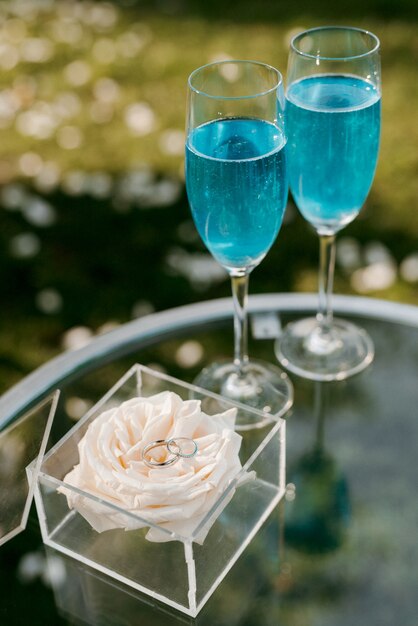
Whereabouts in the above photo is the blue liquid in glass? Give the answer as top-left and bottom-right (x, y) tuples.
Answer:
(286, 74), (381, 233)
(185, 118), (288, 271)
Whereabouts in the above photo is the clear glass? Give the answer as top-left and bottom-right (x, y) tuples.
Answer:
(46, 508), (281, 625)
(0, 392), (59, 546)
(185, 60), (293, 420)
(35, 364), (286, 617)
(276, 27), (381, 381)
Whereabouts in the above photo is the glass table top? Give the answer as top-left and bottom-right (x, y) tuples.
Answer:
(1, 293), (417, 625)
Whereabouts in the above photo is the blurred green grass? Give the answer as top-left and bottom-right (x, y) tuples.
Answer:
(0, 0), (417, 393)
(0, 2), (417, 619)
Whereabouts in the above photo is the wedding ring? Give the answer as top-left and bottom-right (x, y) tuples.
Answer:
(141, 437), (199, 468)
(167, 437), (198, 459)
(141, 439), (179, 468)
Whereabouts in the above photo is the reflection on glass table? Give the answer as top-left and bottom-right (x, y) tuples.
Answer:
(46, 508), (282, 626)
(285, 382), (351, 555)
(0, 294), (418, 626)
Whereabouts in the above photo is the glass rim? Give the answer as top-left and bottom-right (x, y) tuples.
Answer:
(188, 59), (283, 100)
(290, 26), (380, 61)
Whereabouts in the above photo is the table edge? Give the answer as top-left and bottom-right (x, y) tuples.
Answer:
(1, 293), (417, 424)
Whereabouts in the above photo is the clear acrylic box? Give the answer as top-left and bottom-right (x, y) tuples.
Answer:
(46, 505), (281, 626)
(0, 392), (59, 547)
(32, 364), (286, 617)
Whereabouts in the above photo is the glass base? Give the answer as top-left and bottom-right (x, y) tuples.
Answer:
(192, 359), (293, 429)
(275, 317), (374, 382)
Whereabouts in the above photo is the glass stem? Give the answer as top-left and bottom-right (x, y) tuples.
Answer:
(317, 233), (336, 335)
(230, 272), (250, 376)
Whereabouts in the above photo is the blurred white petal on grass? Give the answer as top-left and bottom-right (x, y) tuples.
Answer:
(34, 161), (61, 193)
(92, 37), (117, 64)
(400, 254), (418, 283)
(64, 60), (92, 86)
(88, 3), (119, 31)
(16, 108), (58, 139)
(50, 18), (84, 45)
(56, 125), (83, 150)
(0, 160), (15, 184)
(36, 288), (63, 314)
(9, 0), (44, 20)
(89, 101), (114, 124)
(97, 321), (121, 336)
(165, 248), (227, 290)
(70, 1), (90, 22)
(137, 179), (181, 208)
(113, 170), (148, 208)
(93, 77), (120, 103)
(209, 52), (233, 63)
(143, 363), (168, 389)
(62, 326), (93, 351)
(116, 168), (154, 202)
(3, 17), (27, 43)
(0, 42), (20, 70)
(62, 170), (88, 195)
(147, 178), (181, 207)
(177, 220), (200, 244)
(175, 340), (204, 368)
(20, 38), (54, 63)
(131, 299), (155, 319)
(124, 102), (156, 136)
(284, 27), (307, 48)
(13, 75), (37, 107)
(159, 129), (185, 156)
(114, 170), (181, 208)
(364, 241), (394, 265)
(0, 183), (28, 210)
(117, 29), (150, 57)
(17, 552), (44, 585)
(85, 171), (113, 199)
(337, 237), (362, 271)
(351, 261), (397, 293)
(0, 90), (20, 126)
(220, 63), (240, 82)
(42, 555), (67, 588)
(65, 397), (93, 421)
(19, 152), (43, 177)
(22, 196), (56, 227)
(53, 91), (82, 119)
(10, 232), (41, 259)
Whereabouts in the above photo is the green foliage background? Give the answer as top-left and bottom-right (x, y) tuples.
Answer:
(0, 0), (415, 394)
(0, 2), (417, 624)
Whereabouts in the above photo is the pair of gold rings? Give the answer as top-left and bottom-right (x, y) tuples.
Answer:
(141, 437), (198, 468)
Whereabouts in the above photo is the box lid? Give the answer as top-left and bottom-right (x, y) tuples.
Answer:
(0, 391), (59, 546)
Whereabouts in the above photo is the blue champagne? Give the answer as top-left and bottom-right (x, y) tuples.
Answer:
(185, 118), (287, 271)
(286, 74), (381, 233)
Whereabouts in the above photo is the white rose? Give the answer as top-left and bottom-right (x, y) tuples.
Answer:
(60, 391), (253, 543)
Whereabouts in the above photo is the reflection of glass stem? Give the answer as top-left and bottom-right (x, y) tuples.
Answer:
(230, 272), (250, 376)
(313, 381), (328, 454)
(285, 380), (350, 554)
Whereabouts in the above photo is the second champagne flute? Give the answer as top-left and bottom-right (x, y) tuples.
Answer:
(185, 60), (293, 426)
(276, 27), (381, 381)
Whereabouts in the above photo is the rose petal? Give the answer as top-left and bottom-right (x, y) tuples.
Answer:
(60, 390), (253, 542)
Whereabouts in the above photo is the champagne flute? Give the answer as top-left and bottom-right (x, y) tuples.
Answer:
(185, 60), (293, 426)
(276, 27), (381, 381)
